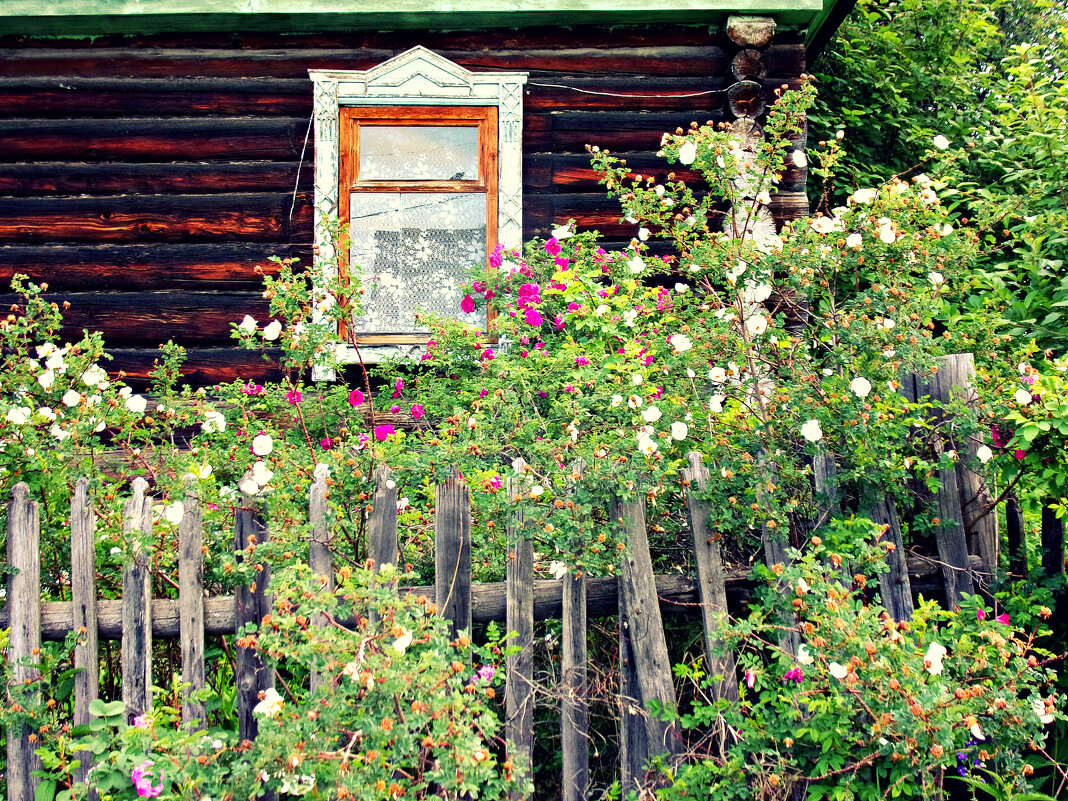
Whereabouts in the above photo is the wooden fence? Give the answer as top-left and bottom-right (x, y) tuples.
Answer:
(7, 354), (1055, 801)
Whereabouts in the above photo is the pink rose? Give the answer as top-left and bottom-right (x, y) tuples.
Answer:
(374, 424), (395, 442)
(461, 294), (475, 314)
(411, 404), (425, 420)
(349, 388), (365, 407)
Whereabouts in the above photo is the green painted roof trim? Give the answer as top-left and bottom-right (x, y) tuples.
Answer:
(0, 0), (839, 37)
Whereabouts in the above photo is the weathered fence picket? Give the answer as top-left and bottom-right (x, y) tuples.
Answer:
(70, 477), (98, 784)
(178, 483), (206, 726)
(560, 459), (589, 801)
(435, 467), (471, 643)
(6, 483), (42, 801)
(234, 487), (273, 743)
(681, 452), (739, 709)
(505, 470), (534, 800)
(1006, 495), (1027, 576)
(1042, 503), (1065, 580)
(308, 470), (332, 694)
(369, 463), (399, 572)
(864, 495), (914, 623)
(120, 477), (153, 723)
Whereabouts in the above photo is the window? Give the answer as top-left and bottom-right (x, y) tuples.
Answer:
(310, 47), (527, 362)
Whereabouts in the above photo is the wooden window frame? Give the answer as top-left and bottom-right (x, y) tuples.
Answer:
(338, 105), (498, 345)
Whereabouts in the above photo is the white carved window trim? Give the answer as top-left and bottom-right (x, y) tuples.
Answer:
(309, 46), (527, 366)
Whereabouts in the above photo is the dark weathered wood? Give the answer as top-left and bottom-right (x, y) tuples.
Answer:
(6, 483), (42, 801)
(0, 292), (274, 349)
(813, 447), (840, 528)
(681, 452), (739, 707)
(525, 76), (725, 111)
(731, 48), (767, 80)
(0, 118), (309, 162)
(7, 556), (977, 641)
(524, 110), (726, 153)
(178, 486), (205, 727)
(0, 161), (311, 197)
(1006, 495), (1027, 576)
(726, 15), (777, 47)
(0, 193), (312, 244)
(1041, 502), (1065, 579)
(865, 496), (914, 623)
(121, 477), (153, 722)
(435, 468), (472, 641)
(611, 495), (681, 762)
(70, 478), (98, 785)
(561, 570), (589, 801)
(763, 44), (807, 77)
(369, 464), (399, 571)
(618, 604), (648, 798)
(505, 469), (534, 799)
(101, 347), (285, 386)
(726, 80), (766, 119)
(934, 463), (975, 607)
(234, 487), (274, 743)
(0, 243), (304, 292)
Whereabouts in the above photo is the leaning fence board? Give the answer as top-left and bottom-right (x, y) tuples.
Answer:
(681, 452), (739, 707)
(6, 482), (42, 801)
(121, 477), (153, 722)
(505, 471), (534, 800)
(934, 464), (975, 607)
(611, 495), (681, 761)
(70, 478), (98, 784)
(1041, 503), (1065, 579)
(369, 463), (399, 571)
(178, 485), (205, 726)
(235, 488), (274, 743)
(435, 468), (472, 641)
(561, 570), (589, 801)
(618, 602), (649, 797)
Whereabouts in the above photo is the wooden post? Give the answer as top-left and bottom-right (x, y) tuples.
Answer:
(235, 486), (273, 743)
(7, 483), (42, 801)
(178, 483), (205, 727)
(70, 478), (98, 783)
(681, 453), (739, 708)
(308, 470), (332, 695)
(611, 494), (681, 763)
(561, 569), (588, 801)
(505, 468), (534, 799)
(369, 464), (399, 571)
(865, 496), (914, 623)
(618, 606), (648, 798)
(121, 477), (153, 722)
(1041, 502), (1065, 579)
(435, 468), (471, 642)
(1006, 495), (1027, 576)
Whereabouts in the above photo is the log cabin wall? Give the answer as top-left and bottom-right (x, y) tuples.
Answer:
(0, 24), (807, 386)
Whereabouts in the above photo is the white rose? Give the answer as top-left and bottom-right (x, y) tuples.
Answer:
(791, 150), (808, 168)
(933, 135), (950, 150)
(708, 366), (727, 385)
(37, 407), (55, 422)
(50, 424), (70, 442)
(678, 140), (697, 165)
(828, 662), (848, 680)
(924, 641), (948, 675)
(1014, 388), (1032, 406)
(745, 315), (768, 336)
(637, 435), (658, 456)
(631, 373), (643, 386)
(879, 225), (896, 244)
(638, 227), (651, 241)
(627, 395), (642, 409)
(551, 223), (573, 240)
(252, 687), (284, 718)
(164, 501), (184, 525)
(238, 315), (257, 334)
(610, 394), (623, 407)
(929, 271), (945, 287)
(801, 419), (823, 442)
(670, 422), (688, 441)
(5, 406), (31, 425)
(797, 644), (814, 665)
(669, 334), (692, 352)
(846, 233), (863, 249)
(849, 188), (877, 205)
(202, 410), (226, 434)
(392, 627), (413, 654)
(262, 320), (282, 341)
(709, 393), (725, 413)
(125, 394), (148, 415)
(976, 445), (993, 464)
(850, 377), (872, 398)
(252, 460), (273, 487)
(61, 389), (81, 408)
(529, 484), (545, 497)
(81, 365), (107, 387)
(627, 255), (645, 274)
(252, 434), (273, 456)
(37, 370), (56, 390)
(641, 406), (662, 423)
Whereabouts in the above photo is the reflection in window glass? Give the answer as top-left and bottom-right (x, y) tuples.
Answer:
(349, 192), (486, 333)
(359, 126), (479, 181)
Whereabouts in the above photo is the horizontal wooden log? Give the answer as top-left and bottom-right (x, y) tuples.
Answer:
(104, 347), (285, 385)
(0, 243), (305, 291)
(0, 77), (311, 118)
(0, 118), (308, 162)
(764, 44), (806, 77)
(0, 193), (312, 244)
(525, 76), (725, 112)
(9, 554), (983, 641)
(0, 290), (271, 347)
(0, 161), (312, 197)
(0, 46), (725, 80)
(523, 153), (807, 193)
(524, 191), (809, 236)
(524, 110), (725, 153)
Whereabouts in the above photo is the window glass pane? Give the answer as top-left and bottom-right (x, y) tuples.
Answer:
(359, 126), (479, 181)
(349, 192), (486, 333)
